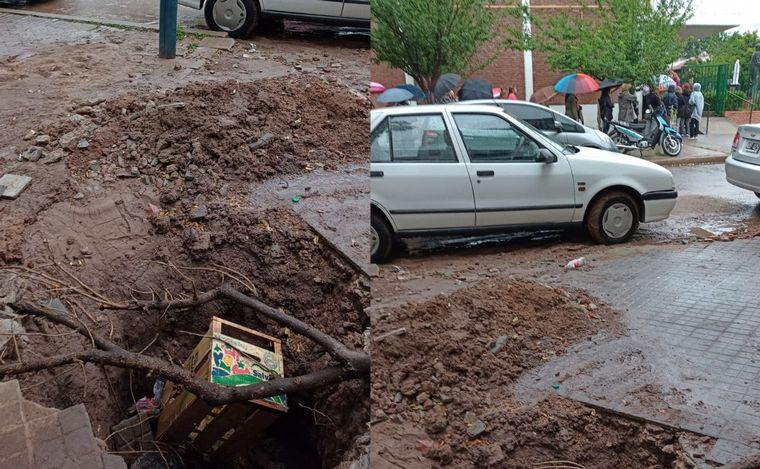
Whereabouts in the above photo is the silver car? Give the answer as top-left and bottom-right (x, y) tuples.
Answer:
(461, 99), (618, 153)
(180, 0), (370, 38)
(726, 124), (760, 198)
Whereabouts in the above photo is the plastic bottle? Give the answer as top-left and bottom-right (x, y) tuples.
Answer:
(565, 257), (588, 269)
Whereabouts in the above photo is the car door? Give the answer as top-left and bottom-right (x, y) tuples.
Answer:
(501, 103), (562, 143)
(260, 0), (342, 17)
(449, 111), (577, 227)
(371, 113), (476, 232)
(341, 0), (369, 20)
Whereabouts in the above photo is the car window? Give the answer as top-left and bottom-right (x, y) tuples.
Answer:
(555, 113), (583, 133)
(387, 114), (457, 163)
(502, 104), (555, 131)
(452, 113), (540, 163)
(371, 118), (391, 162)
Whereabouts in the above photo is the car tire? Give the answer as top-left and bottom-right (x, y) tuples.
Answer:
(371, 212), (393, 264)
(585, 191), (640, 244)
(204, 0), (260, 38)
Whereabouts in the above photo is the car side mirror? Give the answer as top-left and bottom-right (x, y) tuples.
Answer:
(554, 121), (563, 133)
(536, 148), (557, 164)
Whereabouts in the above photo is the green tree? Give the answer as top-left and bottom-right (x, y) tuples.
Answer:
(530, 0), (693, 83)
(684, 31), (759, 65)
(371, 0), (524, 94)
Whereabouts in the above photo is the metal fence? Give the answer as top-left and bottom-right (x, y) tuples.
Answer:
(680, 63), (729, 115)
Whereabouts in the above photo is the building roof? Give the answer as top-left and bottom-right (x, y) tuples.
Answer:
(679, 24), (739, 40)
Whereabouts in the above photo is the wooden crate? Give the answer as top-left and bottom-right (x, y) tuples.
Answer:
(156, 317), (287, 460)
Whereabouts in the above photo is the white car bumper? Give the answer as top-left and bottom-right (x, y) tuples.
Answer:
(726, 155), (760, 192)
(641, 190), (678, 222)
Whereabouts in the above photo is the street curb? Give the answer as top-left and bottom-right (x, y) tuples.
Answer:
(0, 7), (226, 37)
(649, 155), (727, 167)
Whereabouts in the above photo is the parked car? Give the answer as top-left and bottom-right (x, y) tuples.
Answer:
(179, 0), (370, 38)
(726, 124), (760, 198)
(458, 99), (619, 153)
(370, 104), (678, 263)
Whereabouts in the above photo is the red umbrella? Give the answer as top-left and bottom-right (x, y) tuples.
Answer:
(554, 73), (600, 94)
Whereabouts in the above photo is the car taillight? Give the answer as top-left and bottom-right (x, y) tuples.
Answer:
(732, 131), (740, 152)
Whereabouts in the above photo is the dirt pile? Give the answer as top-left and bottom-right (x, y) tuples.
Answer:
(27, 74), (367, 195)
(371, 280), (704, 468)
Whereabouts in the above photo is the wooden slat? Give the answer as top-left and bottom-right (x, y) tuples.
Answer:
(213, 316), (281, 344)
(212, 408), (281, 462)
(190, 402), (253, 454)
(156, 397), (213, 442)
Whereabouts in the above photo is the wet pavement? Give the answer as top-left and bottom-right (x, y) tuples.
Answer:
(518, 240), (760, 465)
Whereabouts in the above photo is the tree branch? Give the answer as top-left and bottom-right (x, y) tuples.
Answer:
(7, 287), (369, 407)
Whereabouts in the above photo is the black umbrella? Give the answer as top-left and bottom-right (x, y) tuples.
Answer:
(394, 84), (426, 100)
(458, 78), (493, 101)
(433, 73), (461, 99)
(598, 79), (623, 90)
(377, 88), (415, 104)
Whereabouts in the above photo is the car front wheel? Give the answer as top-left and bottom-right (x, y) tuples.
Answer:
(585, 191), (640, 244)
(204, 0), (260, 38)
(371, 212), (393, 264)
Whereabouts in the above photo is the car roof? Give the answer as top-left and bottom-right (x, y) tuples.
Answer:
(456, 99), (555, 111)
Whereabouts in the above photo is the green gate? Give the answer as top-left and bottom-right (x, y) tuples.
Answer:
(680, 63), (729, 116)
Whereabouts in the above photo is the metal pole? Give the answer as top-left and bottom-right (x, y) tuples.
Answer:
(159, 0), (178, 59)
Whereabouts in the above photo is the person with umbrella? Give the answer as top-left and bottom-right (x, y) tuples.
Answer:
(555, 73), (598, 124)
(564, 94), (581, 123)
(433, 73), (461, 104)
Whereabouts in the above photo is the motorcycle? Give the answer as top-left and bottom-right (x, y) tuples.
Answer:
(608, 107), (683, 157)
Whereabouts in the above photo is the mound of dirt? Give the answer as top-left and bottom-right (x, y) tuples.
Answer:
(371, 280), (702, 468)
(33, 74), (367, 197)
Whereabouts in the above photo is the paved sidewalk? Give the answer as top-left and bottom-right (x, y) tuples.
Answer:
(0, 380), (126, 469)
(517, 240), (760, 465)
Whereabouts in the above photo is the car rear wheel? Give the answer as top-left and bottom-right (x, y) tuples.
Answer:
(585, 191), (640, 244)
(371, 212), (393, 264)
(204, 0), (260, 38)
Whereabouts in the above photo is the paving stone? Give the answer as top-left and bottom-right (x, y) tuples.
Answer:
(102, 454), (128, 469)
(0, 174), (32, 199)
(0, 379), (22, 400)
(0, 424), (31, 456)
(198, 36), (235, 51)
(59, 404), (92, 434)
(63, 426), (99, 458)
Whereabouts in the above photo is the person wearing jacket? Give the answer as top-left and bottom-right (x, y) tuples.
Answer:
(688, 82), (705, 139)
(618, 84), (638, 123)
(565, 93), (581, 122)
(676, 85), (691, 135)
(662, 84), (678, 128)
(598, 88), (614, 133)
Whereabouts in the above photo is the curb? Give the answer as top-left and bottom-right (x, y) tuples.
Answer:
(0, 7), (226, 37)
(649, 155), (726, 167)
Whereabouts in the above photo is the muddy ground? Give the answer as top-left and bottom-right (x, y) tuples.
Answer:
(0, 15), (370, 468)
(370, 280), (712, 468)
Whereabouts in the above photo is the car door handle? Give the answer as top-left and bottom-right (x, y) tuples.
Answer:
(370, 171), (384, 178)
(476, 170), (494, 177)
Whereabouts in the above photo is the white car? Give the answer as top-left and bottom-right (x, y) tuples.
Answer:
(370, 104), (678, 263)
(726, 124), (760, 198)
(180, 0), (370, 38)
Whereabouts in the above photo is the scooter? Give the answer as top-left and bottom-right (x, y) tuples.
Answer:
(608, 107), (683, 157)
